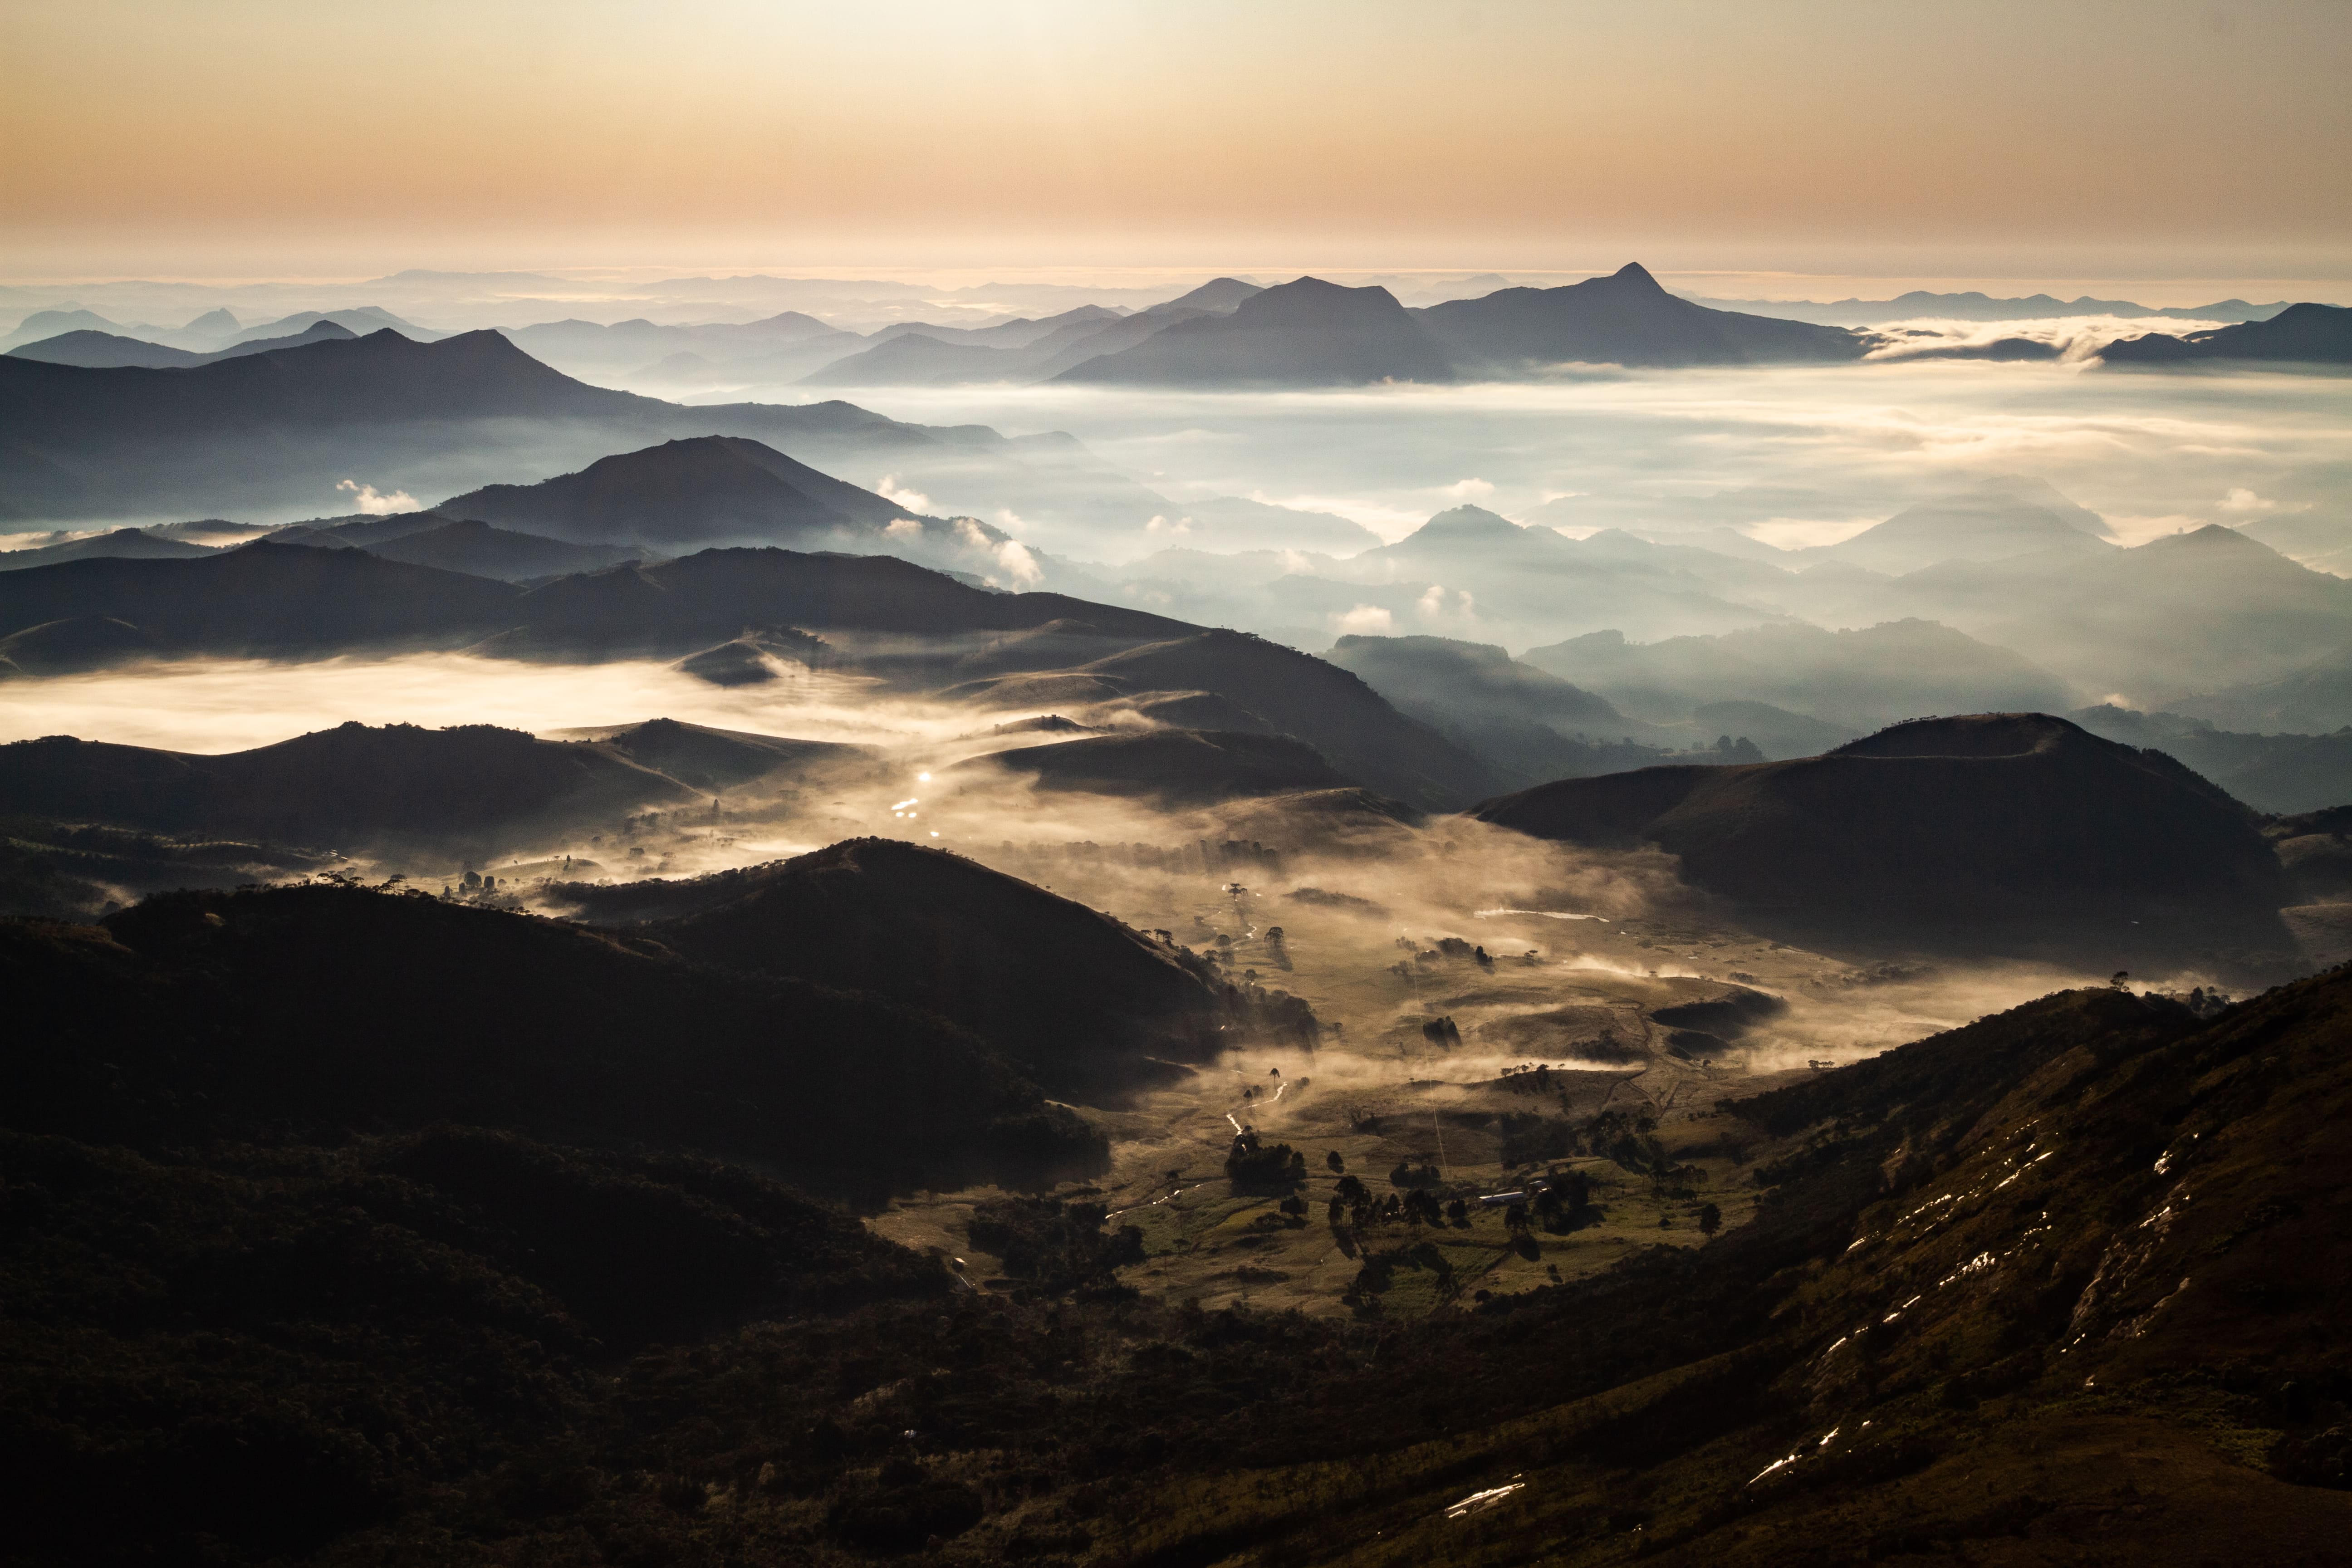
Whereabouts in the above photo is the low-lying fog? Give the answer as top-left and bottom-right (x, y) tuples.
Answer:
(658, 357), (2352, 559)
(2, 650), (2119, 1082)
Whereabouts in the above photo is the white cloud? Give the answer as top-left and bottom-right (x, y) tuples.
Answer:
(1333, 604), (1393, 634)
(1416, 584), (1447, 617)
(1442, 477), (1495, 500)
(1146, 514), (1193, 536)
(994, 508), (1030, 535)
(885, 517), (925, 539)
(875, 475), (932, 514)
(2218, 486), (2278, 514)
(335, 480), (421, 515)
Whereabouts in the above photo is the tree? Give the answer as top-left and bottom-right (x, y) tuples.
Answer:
(1325, 1150), (1345, 1174)
(1698, 1202), (1722, 1236)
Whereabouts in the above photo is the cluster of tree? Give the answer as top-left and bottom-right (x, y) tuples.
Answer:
(965, 1196), (1146, 1297)
(1224, 1129), (1309, 1192)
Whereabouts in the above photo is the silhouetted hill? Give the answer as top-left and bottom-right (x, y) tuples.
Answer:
(1071, 629), (1505, 808)
(2101, 302), (2352, 366)
(5, 329), (206, 368)
(1476, 712), (2293, 967)
(0, 526), (214, 571)
(1057, 277), (1454, 387)
(364, 517), (651, 579)
(552, 837), (1313, 1095)
(964, 728), (1353, 804)
(1419, 262), (1867, 369)
(0, 540), (522, 655)
(0, 722), (696, 850)
(797, 332), (1034, 387)
(1146, 277), (1264, 314)
(550, 716), (870, 792)
(3, 882), (1097, 1194)
(437, 434), (913, 549)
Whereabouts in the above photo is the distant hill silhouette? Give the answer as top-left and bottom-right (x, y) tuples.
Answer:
(798, 332), (1036, 387)
(1323, 633), (1677, 783)
(2101, 302), (2352, 366)
(1521, 618), (2078, 731)
(1476, 712), (2293, 967)
(1795, 476), (2113, 573)
(549, 716), (869, 792)
(551, 837), (1314, 1096)
(1057, 277), (1454, 387)
(5, 329), (208, 368)
(1419, 263), (1867, 369)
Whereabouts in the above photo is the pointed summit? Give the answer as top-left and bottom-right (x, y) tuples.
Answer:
(1607, 261), (1666, 290)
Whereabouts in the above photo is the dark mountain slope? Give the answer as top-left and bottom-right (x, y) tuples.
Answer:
(490, 547), (1192, 659)
(1419, 262), (1867, 369)
(4, 329), (207, 368)
(1056, 277), (1454, 387)
(2101, 301), (2352, 366)
(1476, 712), (2293, 967)
(437, 434), (911, 548)
(0, 722), (696, 849)
(1074, 628), (1505, 809)
(963, 728), (1353, 805)
(1, 883), (1096, 1193)
(1098, 971), (2352, 1568)
(552, 716), (869, 792)
(0, 541), (522, 652)
(0, 526), (215, 572)
(553, 837), (1313, 1095)
(362, 518), (647, 579)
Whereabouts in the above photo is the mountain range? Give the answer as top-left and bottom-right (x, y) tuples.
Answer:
(2100, 302), (2352, 366)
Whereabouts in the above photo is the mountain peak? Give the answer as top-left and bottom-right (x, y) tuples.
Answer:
(1608, 261), (1664, 290)
(1405, 505), (1523, 543)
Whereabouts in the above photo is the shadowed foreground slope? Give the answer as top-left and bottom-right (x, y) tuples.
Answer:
(10, 926), (2352, 1563)
(548, 836), (1318, 1096)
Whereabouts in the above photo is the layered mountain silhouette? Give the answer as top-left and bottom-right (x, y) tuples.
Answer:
(2100, 302), (2352, 366)
(1476, 712), (2293, 966)
(1322, 633), (1689, 783)
(1522, 618), (2077, 731)
(1418, 263), (1867, 368)
(1792, 475), (2113, 573)
(5, 318), (357, 369)
(1056, 277), (1455, 387)
(338, 518), (650, 580)
(547, 836), (1315, 1095)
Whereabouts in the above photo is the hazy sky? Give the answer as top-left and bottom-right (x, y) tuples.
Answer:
(6, 0), (2349, 289)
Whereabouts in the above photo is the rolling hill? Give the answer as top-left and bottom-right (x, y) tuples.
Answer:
(2100, 302), (2352, 366)
(1475, 712), (2294, 968)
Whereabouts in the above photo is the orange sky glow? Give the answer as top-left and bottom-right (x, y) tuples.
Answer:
(5, 0), (2347, 294)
